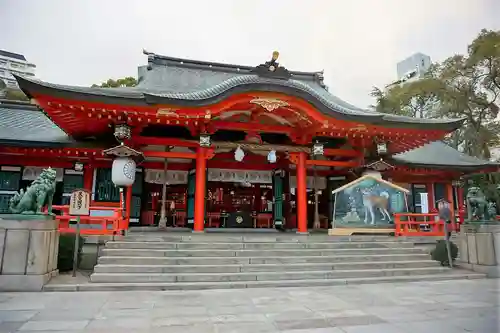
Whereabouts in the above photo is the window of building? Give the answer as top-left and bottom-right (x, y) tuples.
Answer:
(0, 170), (21, 191)
(95, 168), (120, 202)
(62, 173), (84, 193)
(410, 184), (427, 213)
(0, 60), (6, 66)
(434, 183), (446, 202)
(0, 168), (22, 213)
(94, 167), (143, 221)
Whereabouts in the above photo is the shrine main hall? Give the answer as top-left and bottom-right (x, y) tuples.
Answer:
(0, 51), (496, 233)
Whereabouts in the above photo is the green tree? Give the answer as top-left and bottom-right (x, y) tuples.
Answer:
(91, 76), (137, 88)
(370, 80), (440, 118)
(2, 88), (29, 102)
(372, 29), (500, 159)
(372, 29), (500, 206)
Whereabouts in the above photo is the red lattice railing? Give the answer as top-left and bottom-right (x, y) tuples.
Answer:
(50, 204), (126, 235)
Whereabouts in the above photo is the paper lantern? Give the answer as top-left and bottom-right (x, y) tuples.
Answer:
(267, 150), (277, 163)
(234, 146), (245, 162)
(199, 134), (211, 147)
(312, 142), (324, 156)
(112, 157), (136, 186)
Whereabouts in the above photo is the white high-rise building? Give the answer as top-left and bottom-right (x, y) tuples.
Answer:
(0, 50), (36, 89)
(396, 52), (431, 83)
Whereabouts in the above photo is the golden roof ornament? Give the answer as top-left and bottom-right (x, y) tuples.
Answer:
(251, 51), (291, 80)
(250, 98), (289, 112)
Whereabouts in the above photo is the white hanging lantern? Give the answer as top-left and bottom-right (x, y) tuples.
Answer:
(199, 134), (211, 147)
(112, 157), (136, 186)
(312, 142), (324, 156)
(267, 150), (277, 163)
(377, 142), (388, 155)
(74, 161), (84, 172)
(234, 146), (245, 162)
(114, 123), (131, 142)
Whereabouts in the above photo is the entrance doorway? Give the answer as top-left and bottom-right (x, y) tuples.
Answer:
(140, 173), (332, 230)
(206, 182), (274, 228)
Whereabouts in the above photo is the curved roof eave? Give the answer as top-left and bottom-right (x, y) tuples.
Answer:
(14, 74), (463, 131)
(392, 141), (497, 170)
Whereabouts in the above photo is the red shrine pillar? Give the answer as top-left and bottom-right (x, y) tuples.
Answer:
(83, 165), (94, 191)
(296, 152), (308, 234)
(426, 182), (435, 211)
(125, 185), (132, 230)
(194, 147), (207, 233)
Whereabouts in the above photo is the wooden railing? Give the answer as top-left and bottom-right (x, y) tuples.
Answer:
(394, 212), (449, 237)
(50, 205), (126, 235)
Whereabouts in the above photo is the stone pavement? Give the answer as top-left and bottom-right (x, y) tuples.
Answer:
(0, 279), (498, 333)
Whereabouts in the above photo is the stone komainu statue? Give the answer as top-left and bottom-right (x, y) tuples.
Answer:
(466, 186), (490, 221)
(9, 168), (57, 214)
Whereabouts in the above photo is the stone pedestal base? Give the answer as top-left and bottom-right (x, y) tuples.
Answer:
(0, 216), (59, 291)
(458, 224), (500, 277)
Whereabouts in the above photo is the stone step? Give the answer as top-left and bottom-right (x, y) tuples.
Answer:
(100, 247), (425, 258)
(121, 234), (402, 243)
(98, 253), (432, 265)
(94, 260), (439, 274)
(90, 267), (450, 283)
(45, 272), (485, 292)
(104, 241), (414, 250)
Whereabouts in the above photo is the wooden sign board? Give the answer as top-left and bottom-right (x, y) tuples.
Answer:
(69, 189), (91, 216)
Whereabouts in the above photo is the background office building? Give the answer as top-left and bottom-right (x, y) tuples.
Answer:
(0, 50), (36, 89)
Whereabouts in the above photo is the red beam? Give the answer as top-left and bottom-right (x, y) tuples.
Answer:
(306, 159), (360, 168)
(323, 149), (363, 158)
(0, 146), (105, 158)
(143, 151), (197, 159)
(134, 137), (199, 148)
(207, 161), (277, 170)
(0, 156), (75, 168)
(211, 120), (293, 134)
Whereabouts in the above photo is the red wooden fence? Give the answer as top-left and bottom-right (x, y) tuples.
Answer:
(50, 204), (127, 235)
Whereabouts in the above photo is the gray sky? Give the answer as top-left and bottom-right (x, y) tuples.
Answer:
(2, 0), (499, 108)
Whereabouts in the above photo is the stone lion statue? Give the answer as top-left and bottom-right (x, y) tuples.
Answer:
(466, 186), (490, 221)
(9, 168), (57, 215)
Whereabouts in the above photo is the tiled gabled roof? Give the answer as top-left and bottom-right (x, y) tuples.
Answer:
(0, 100), (71, 145)
(392, 141), (496, 170)
(14, 51), (465, 131)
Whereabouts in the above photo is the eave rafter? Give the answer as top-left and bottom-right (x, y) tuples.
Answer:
(0, 146), (108, 159)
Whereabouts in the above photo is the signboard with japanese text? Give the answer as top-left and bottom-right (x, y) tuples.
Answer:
(69, 189), (90, 216)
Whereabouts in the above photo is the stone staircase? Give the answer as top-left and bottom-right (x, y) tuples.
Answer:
(46, 234), (484, 291)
